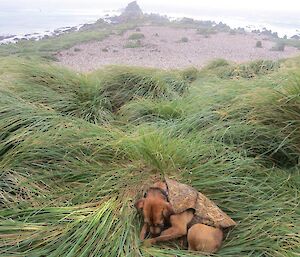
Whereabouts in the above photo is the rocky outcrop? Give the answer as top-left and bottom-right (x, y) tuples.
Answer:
(0, 35), (16, 41)
(123, 1), (143, 17)
(291, 34), (300, 40)
(79, 19), (106, 31)
(108, 1), (144, 24)
(115, 1), (143, 22)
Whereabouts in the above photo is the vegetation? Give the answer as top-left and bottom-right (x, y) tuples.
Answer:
(205, 59), (280, 79)
(271, 41), (286, 51)
(205, 58), (230, 69)
(255, 40), (262, 48)
(0, 54), (299, 256)
(196, 27), (217, 36)
(282, 38), (300, 49)
(178, 37), (189, 43)
(179, 67), (199, 82)
(128, 33), (145, 40)
(124, 39), (143, 48)
(94, 66), (190, 111)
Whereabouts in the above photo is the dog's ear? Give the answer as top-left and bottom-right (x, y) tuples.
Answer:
(134, 198), (145, 211)
(163, 203), (174, 218)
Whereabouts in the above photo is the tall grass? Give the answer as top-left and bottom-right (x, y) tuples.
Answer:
(5, 61), (113, 124)
(98, 66), (190, 111)
(204, 59), (280, 79)
(246, 73), (300, 157)
(118, 98), (184, 123)
(0, 56), (299, 256)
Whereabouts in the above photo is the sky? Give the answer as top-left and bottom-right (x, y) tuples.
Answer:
(1, 0), (300, 14)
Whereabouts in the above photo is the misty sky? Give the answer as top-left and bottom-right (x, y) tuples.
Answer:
(1, 0), (300, 14)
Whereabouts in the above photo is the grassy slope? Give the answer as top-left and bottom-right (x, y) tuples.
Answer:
(0, 49), (299, 256)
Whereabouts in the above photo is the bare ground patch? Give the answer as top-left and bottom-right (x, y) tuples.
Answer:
(56, 26), (300, 72)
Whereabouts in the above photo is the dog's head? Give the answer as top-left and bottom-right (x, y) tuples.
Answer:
(135, 196), (174, 236)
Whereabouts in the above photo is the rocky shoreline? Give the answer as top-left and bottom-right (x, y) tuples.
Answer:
(0, 23), (97, 44)
(0, 11), (120, 45)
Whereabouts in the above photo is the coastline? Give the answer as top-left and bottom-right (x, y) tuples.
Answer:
(0, 9), (121, 44)
(1, 10), (299, 45)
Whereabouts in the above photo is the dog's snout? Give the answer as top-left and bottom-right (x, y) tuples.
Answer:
(150, 226), (162, 235)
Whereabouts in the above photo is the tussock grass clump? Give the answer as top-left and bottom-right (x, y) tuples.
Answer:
(245, 74), (300, 163)
(179, 67), (199, 82)
(8, 61), (113, 124)
(212, 122), (299, 167)
(196, 27), (217, 37)
(0, 92), (64, 158)
(178, 37), (189, 43)
(120, 127), (223, 172)
(99, 66), (190, 111)
(118, 98), (184, 123)
(124, 39), (143, 48)
(128, 32), (145, 40)
(255, 40), (262, 48)
(0, 91), (114, 162)
(2, 124), (126, 172)
(217, 60), (280, 79)
(162, 71), (190, 94)
(271, 41), (285, 51)
(204, 59), (279, 79)
(205, 58), (230, 69)
(215, 74), (300, 167)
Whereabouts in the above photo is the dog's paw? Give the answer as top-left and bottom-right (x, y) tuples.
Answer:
(143, 239), (154, 247)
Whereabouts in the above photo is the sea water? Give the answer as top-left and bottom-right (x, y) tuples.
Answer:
(0, 8), (119, 42)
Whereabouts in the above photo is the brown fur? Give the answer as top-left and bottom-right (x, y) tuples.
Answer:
(188, 224), (223, 253)
(135, 181), (224, 253)
(135, 183), (173, 239)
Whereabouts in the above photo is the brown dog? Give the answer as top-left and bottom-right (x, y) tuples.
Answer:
(135, 182), (174, 239)
(135, 181), (224, 253)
